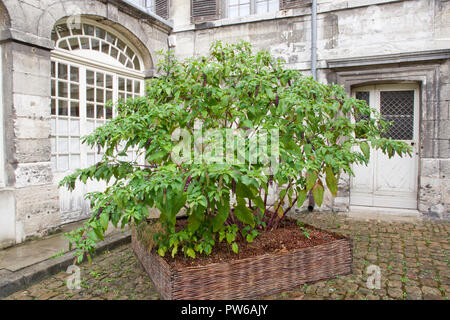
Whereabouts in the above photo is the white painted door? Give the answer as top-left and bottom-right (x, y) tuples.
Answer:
(350, 84), (419, 210)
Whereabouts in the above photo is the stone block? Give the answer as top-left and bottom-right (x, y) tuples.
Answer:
(12, 71), (50, 97)
(14, 163), (53, 188)
(13, 117), (51, 140)
(420, 158), (439, 178)
(14, 184), (60, 237)
(15, 139), (51, 163)
(13, 94), (51, 118)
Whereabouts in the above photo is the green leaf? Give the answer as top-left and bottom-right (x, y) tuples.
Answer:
(306, 172), (318, 191)
(213, 196), (230, 232)
(99, 212), (109, 230)
(312, 183), (324, 207)
(232, 242), (239, 254)
(234, 203), (255, 227)
(158, 247), (166, 257)
(186, 248), (196, 259)
(325, 166), (338, 197)
(360, 141), (370, 159)
(296, 189), (307, 208)
(188, 206), (204, 232)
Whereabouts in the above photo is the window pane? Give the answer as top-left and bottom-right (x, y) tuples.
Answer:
(80, 37), (90, 49)
(106, 106), (113, 119)
(86, 70), (95, 85)
(256, 2), (267, 13)
(101, 41), (110, 54)
(70, 138), (80, 153)
(96, 73), (104, 87)
(58, 155), (69, 171)
(58, 138), (68, 153)
(59, 40), (69, 50)
(51, 80), (56, 96)
(57, 119), (68, 136)
(86, 87), (95, 102)
(106, 33), (116, 44)
(51, 99), (56, 115)
(106, 75), (113, 89)
(71, 25), (82, 36)
(51, 138), (56, 153)
(126, 47), (134, 59)
(241, 4), (250, 16)
(268, 0), (279, 12)
(68, 37), (79, 50)
(58, 82), (68, 97)
(119, 77), (125, 91)
(51, 61), (55, 77)
(70, 155), (80, 170)
(70, 120), (80, 136)
(119, 53), (127, 65)
(117, 39), (126, 51)
(70, 84), (79, 100)
(134, 81), (141, 94)
(58, 64), (68, 80)
(91, 38), (100, 51)
(133, 57), (141, 71)
(110, 47), (119, 59)
(229, 6), (238, 18)
(106, 90), (113, 102)
(70, 66), (79, 82)
(96, 105), (104, 119)
(95, 27), (106, 39)
(84, 24), (95, 36)
(96, 89), (104, 103)
(87, 104), (95, 118)
(58, 100), (68, 116)
(70, 101), (80, 117)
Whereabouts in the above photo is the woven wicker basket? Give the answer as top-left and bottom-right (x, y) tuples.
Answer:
(131, 225), (353, 300)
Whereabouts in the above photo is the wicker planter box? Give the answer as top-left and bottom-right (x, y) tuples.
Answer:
(131, 226), (353, 300)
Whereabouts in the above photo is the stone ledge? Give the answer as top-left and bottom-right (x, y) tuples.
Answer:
(0, 230), (131, 298)
(327, 49), (450, 69)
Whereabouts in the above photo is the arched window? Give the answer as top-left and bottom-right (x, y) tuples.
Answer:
(52, 22), (142, 71)
(50, 19), (145, 222)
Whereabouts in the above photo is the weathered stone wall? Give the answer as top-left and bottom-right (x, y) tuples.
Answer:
(171, 0), (450, 217)
(0, 0), (171, 248)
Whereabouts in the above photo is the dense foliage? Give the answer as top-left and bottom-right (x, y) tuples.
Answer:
(61, 41), (411, 263)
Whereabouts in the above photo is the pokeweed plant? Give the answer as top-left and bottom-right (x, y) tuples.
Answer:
(60, 41), (411, 263)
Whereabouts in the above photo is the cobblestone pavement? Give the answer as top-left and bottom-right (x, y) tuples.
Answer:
(3, 213), (449, 300)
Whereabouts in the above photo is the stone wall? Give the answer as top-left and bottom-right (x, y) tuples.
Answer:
(0, 0), (171, 248)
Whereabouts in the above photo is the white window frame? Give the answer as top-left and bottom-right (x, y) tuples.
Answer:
(227, 0), (279, 19)
(50, 18), (146, 174)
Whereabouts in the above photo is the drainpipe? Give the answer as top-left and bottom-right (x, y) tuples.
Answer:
(308, 0), (318, 212)
(311, 0), (318, 81)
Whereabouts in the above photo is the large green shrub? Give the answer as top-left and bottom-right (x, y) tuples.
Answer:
(61, 41), (411, 263)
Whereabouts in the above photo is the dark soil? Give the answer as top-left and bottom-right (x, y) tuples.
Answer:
(159, 218), (343, 270)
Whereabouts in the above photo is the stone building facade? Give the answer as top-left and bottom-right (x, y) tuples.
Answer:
(0, 0), (449, 248)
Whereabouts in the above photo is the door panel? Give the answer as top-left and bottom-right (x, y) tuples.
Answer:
(350, 84), (419, 210)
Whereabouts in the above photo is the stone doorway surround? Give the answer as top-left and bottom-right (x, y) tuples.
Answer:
(326, 49), (450, 219)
